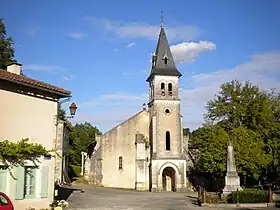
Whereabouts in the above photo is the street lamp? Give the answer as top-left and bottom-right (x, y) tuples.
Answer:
(68, 103), (78, 118)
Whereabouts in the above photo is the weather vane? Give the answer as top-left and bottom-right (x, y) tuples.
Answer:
(160, 11), (164, 27)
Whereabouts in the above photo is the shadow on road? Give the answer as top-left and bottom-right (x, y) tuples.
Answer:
(55, 186), (84, 201)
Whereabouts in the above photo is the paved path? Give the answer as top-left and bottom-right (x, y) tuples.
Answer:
(65, 184), (220, 210)
(65, 184), (278, 210)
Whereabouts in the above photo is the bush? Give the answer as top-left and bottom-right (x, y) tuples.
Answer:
(206, 194), (222, 204)
(230, 189), (268, 203)
(69, 165), (81, 179)
(204, 192), (227, 204)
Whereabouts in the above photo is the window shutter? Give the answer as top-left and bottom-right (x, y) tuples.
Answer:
(0, 168), (7, 193)
(41, 165), (49, 198)
(15, 166), (25, 200)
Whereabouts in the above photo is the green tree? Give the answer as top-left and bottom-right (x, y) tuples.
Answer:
(193, 125), (228, 174)
(57, 104), (67, 121)
(183, 128), (191, 136)
(0, 18), (16, 69)
(231, 126), (270, 183)
(194, 80), (280, 184)
(68, 122), (101, 166)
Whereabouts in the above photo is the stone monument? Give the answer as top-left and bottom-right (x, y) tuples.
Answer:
(223, 141), (242, 194)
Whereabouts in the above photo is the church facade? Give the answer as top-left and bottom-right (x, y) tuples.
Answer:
(84, 25), (189, 192)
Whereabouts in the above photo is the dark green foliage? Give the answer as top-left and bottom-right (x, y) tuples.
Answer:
(183, 128), (191, 136)
(0, 18), (16, 69)
(70, 165), (81, 177)
(0, 138), (49, 165)
(193, 80), (280, 185)
(68, 122), (101, 166)
(231, 189), (268, 203)
(57, 104), (67, 121)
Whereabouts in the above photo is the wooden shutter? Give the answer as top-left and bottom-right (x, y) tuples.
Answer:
(41, 165), (49, 198)
(0, 167), (7, 193)
(15, 166), (25, 200)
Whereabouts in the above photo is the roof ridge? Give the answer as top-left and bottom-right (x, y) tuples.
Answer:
(103, 109), (148, 136)
(0, 69), (71, 96)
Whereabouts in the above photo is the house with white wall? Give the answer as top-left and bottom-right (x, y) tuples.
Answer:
(0, 63), (72, 209)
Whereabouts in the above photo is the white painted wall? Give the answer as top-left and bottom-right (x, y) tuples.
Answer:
(0, 88), (58, 209)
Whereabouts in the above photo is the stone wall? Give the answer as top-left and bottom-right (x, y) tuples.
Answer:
(86, 135), (103, 185)
(96, 109), (149, 189)
(54, 120), (70, 184)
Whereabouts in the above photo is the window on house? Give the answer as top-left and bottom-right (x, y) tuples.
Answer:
(161, 83), (165, 96)
(166, 131), (171, 151)
(168, 83), (172, 96)
(119, 156), (123, 170)
(24, 167), (36, 198)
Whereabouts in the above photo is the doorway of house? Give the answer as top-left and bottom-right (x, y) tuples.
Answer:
(162, 167), (176, 192)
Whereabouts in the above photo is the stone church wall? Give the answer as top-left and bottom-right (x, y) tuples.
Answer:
(101, 109), (149, 189)
(87, 145), (103, 185)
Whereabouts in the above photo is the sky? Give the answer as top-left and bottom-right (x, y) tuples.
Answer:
(2, 0), (280, 132)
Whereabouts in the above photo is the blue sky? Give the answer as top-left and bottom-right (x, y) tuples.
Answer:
(2, 0), (280, 132)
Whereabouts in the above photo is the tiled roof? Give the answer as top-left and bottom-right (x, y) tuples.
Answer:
(0, 70), (71, 96)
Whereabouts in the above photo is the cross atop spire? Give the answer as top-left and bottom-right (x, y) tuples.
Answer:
(160, 11), (164, 28)
(146, 22), (182, 82)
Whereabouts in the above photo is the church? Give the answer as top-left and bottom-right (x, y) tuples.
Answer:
(84, 24), (190, 192)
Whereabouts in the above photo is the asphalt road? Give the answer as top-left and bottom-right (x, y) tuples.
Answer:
(65, 184), (279, 210)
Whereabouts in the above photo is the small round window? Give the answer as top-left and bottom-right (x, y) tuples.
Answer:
(164, 108), (171, 115)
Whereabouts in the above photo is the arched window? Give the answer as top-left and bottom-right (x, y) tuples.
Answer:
(161, 83), (165, 96)
(164, 57), (168, 65)
(168, 83), (172, 96)
(166, 131), (170, 151)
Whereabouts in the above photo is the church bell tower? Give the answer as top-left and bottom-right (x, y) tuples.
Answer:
(147, 24), (188, 192)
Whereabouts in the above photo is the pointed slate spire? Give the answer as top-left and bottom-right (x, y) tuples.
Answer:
(146, 27), (182, 82)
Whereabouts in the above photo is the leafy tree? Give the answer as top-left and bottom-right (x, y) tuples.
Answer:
(0, 18), (16, 69)
(183, 128), (191, 136)
(68, 122), (101, 166)
(194, 125), (228, 174)
(194, 80), (280, 185)
(57, 104), (67, 121)
(231, 126), (270, 183)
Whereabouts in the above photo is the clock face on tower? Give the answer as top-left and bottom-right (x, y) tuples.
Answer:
(164, 108), (171, 115)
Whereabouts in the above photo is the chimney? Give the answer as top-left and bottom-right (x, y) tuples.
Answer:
(6, 63), (22, 75)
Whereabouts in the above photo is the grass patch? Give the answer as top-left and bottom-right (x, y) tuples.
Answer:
(68, 165), (81, 181)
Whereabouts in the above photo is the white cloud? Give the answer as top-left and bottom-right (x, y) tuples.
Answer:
(170, 41), (216, 64)
(180, 51), (280, 130)
(65, 32), (87, 40)
(122, 71), (132, 78)
(84, 17), (202, 42)
(77, 52), (280, 132)
(73, 107), (141, 132)
(62, 75), (74, 81)
(126, 42), (136, 48)
(81, 92), (147, 107)
(23, 64), (65, 72)
(27, 26), (41, 36)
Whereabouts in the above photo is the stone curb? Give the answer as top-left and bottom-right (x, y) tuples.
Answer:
(201, 202), (275, 208)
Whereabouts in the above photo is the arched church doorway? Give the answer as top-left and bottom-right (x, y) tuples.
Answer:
(162, 167), (176, 192)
